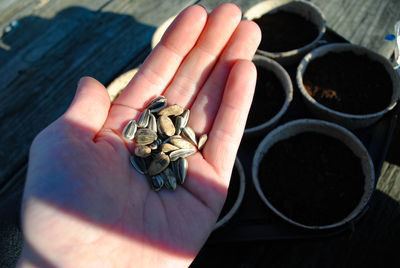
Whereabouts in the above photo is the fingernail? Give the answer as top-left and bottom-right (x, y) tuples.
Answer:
(77, 77), (85, 88)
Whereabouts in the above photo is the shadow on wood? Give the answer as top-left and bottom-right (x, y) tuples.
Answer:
(0, 6), (155, 197)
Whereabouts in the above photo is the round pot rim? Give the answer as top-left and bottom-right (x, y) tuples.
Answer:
(214, 157), (246, 229)
(244, 55), (293, 135)
(251, 119), (375, 230)
(296, 43), (400, 120)
(151, 15), (177, 49)
(244, 0), (327, 57)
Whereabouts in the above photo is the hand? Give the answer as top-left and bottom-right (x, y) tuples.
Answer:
(18, 4), (261, 267)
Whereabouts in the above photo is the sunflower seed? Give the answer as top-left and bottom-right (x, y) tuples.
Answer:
(161, 143), (180, 153)
(178, 158), (188, 184)
(174, 116), (185, 135)
(170, 160), (180, 180)
(137, 108), (151, 128)
(148, 141), (159, 150)
(182, 126), (197, 146)
(151, 175), (164, 191)
(163, 135), (180, 143)
(130, 155), (148, 174)
(122, 120), (137, 140)
(134, 145), (151, 158)
(197, 134), (208, 151)
(147, 96), (167, 113)
(127, 96), (206, 191)
(135, 128), (157, 145)
(169, 136), (194, 149)
(161, 168), (177, 191)
(147, 113), (157, 133)
(148, 152), (170, 176)
(171, 158), (188, 184)
(158, 104), (184, 117)
(157, 115), (175, 137)
(181, 109), (190, 126)
(169, 148), (196, 161)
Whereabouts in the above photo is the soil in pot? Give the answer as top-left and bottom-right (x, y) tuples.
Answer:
(303, 51), (393, 114)
(258, 132), (364, 226)
(245, 66), (285, 129)
(217, 165), (240, 221)
(253, 11), (319, 52)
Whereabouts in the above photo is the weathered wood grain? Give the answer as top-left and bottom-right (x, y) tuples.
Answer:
(312, 0), (400, 58)
(0, 0), (36, 32)
(198, 0), (261, 11)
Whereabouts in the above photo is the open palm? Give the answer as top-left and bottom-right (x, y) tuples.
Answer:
(18, 4), (261, 267)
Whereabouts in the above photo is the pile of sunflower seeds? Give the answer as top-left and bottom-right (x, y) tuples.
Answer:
(123, 96), (207, 191)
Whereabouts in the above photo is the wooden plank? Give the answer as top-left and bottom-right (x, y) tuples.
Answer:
(378, 162), (400, 201)
(311, 0), (400, 58)
(0, 0), (36, 31)
(198, 0), (261, 11)
(0, 0), (114, 85)
(0, 0), (195, 189)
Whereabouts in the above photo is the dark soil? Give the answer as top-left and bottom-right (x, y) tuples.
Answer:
(245, 66), (285, 129)
(258, 132), (365, 226)
(303, 51), (393, 114)
(218, 164), (240, 221)
(253, 11), (319, 52)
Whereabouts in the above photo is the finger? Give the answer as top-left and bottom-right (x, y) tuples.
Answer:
(163, 3), (242, 107)
(203, 60), (257, 176)
(112, 5), (207, 111)
(188, 20), (261, 134)
(61, 77), (111, 139)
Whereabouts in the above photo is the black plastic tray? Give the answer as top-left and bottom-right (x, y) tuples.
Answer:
(206, 28), (399, 243)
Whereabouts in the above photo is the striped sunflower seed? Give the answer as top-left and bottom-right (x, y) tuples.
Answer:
(151, 175), (164, 191)
(174, 116), (185, 135)
(197, 134), (208, 151)
(134, 145), (152, 158)
(161, 168), (177, 191)
(181, 109), (190, 125)
(130, 155), (148, 175)
(135, 128), (158, 145)
(178, 158), (188, 184)
(182, 126), (197, 146)
(171, 158), (188, 185)
(147, 96), (167, 113)
(122, 120), (137, 140)
(169, 148), (196, 161)
(148, 152), (170, 176)
(147, 113), (157, 133)
(137, 108), (151, 128)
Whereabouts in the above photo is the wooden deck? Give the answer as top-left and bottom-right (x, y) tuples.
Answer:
(0, 0), (399, 267)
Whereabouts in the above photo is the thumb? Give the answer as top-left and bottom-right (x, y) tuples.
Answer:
(62, 77), (111, 138)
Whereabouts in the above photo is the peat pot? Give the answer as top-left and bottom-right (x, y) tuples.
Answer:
(297, 43), (400, 129)
(252, 119), (375, 230)
(151, 15), (176, 49)
(107, 67), (139, 102)
(244, 55), (293, 137)
(244, 0), (326, 66)
(215, 157), (246, 230)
